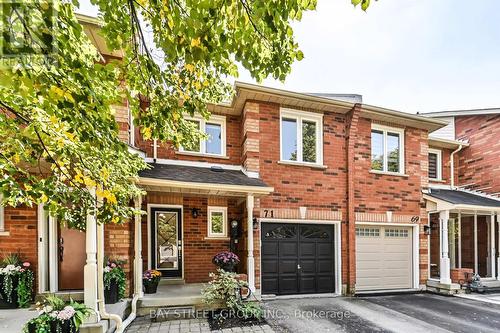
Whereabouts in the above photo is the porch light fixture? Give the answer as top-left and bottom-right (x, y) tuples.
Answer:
(424, 225), (431, 235)
(191, 208), (200, 218)
(253, 217), (259, 230)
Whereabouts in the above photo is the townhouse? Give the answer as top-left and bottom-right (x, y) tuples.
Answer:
(1, 16), (500, 331)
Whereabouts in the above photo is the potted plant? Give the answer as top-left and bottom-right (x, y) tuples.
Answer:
(0, 252), (34, 309)
(142, 269), (161, 294)
(212, 251), (240, 272)
(24, 295), (91, 333)
(103, 258), (126, 304)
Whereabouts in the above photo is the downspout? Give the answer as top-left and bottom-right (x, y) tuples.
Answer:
(450, 144), (463, 189)
(116, 196), (142, 333)
(97, 222), (123, 330)
(153, 139), (158, 162)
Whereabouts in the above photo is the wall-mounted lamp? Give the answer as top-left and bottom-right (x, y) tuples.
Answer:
(253, 217), (259, 230)
(191, 208), (200, 219)
(424, 225), (431, 235)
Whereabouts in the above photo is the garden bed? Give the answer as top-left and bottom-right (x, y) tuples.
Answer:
(207, 309), (267, 331)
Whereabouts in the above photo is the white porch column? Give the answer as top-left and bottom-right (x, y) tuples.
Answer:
(497, 213), (500, 281)
(490, 213), (496, 278)
(84, 191), (99, 323)
(439, 210), (451, 285)
(474, 212), (478, 273)
(134, 195), (144, 297)
(246, 194), (255, 292)
(458, 212), (462, 269)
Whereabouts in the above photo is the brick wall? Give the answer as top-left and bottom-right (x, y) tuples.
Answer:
(455, 114), (500, 196)
(105, 222), (133, 295)
(0, 205), (38, 289)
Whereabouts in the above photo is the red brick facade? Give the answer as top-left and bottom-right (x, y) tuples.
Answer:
(5, 91), (497, 297)
(455, 114), (500, 196)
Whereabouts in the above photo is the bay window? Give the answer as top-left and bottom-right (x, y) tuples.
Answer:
(371, 124), (405, 174)
(280, 108), (323, 165)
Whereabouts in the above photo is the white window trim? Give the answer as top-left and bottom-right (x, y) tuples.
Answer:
(179, 115), (226, 157)
(371, 123), (405, 175)
(0, 194), (6, 235)
(428, 148), (442, 181)
(207, 206), (228, 238)
(280, 108), (323, 166)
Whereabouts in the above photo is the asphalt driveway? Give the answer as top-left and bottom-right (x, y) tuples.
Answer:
(263, 293), (500, 333)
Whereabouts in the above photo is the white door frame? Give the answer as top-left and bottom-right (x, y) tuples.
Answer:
(259, 219), (342, 296)
(147, 204), (184, 279)
(355, 222), (420, 290)
(37, 207), (59, 293)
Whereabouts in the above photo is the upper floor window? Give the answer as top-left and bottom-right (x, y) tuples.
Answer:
(180, 115), (226, 156)
(280, 108), (323, 165)
(371, 124), (405, 174)
(428, 148), (442, 180)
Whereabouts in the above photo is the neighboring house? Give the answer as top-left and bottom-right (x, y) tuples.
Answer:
(422, 109), (500, 293)
(1, 15), (500, 330)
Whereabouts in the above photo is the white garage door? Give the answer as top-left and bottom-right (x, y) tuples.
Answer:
(356, 225), (413, 291)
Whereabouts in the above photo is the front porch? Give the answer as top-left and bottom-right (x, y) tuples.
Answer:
(424, 188), (500, 294)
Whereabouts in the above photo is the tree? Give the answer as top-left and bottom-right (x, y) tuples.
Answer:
(0, 0), (373, 229)
(0, 0), (318, 229)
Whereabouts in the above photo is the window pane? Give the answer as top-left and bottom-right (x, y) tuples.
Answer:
(210, 212), (224, 234)
(371, 130), (384, 171)
(282, 118), (297, 161)
(302, 120), (317, 163)
(429, 153), (438, 179)
(183, 120), (201, 152)
(387, 132), (400, 172)
(205, 123), (222, 155)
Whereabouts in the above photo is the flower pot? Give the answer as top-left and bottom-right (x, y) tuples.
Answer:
(50, 319), (78, 333)
(27, 322), (37, 333)
(0, 275), (19, 309)
(104, 278), (119, 304)
(218, 263), (236, 272)
(143, 279), (159, 294)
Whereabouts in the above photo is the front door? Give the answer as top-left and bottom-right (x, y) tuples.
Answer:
(151, 207), (182, 278)
(58, 224), (86, 290)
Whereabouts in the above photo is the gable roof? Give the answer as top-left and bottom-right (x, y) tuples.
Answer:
(426, 188), (500, 207)
(423, 108), (500, 118)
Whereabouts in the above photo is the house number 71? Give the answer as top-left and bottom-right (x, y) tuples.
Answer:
(264, 210), (274, 218)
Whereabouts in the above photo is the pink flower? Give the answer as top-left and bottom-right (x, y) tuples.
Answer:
(111, 263), (117, 268)
(22, 262), (30, 268)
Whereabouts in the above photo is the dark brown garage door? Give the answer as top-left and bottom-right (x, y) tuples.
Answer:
(261, 223), (335, 295)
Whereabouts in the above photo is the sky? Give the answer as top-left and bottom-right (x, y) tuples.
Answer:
(77, 0), (500, 114)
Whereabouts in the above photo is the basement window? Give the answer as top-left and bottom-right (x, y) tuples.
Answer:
(207, 206), (227, 238)
(428, 148), (442, 181)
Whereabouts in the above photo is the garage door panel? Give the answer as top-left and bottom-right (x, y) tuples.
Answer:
(261, 260), (279, 274)
(280, 242), (298, 256)
(261, 223), (335, 295)
(299, 259), (316, 274)
(317, 243), (334, 257)
(299, 242), (316, 256)
(262, 242), (278, 256)
(356, 225), (413, 291)
(317, 259), (334, 273)
(279, 259), (298, 274)
(279, 277), (299, 294)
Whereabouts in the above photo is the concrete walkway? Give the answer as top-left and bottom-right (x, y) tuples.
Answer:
(0, 308), (38, 333)
(124, 316), (274, 333)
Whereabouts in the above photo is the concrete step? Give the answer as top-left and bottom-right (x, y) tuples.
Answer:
(35, 291), (84, 302)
